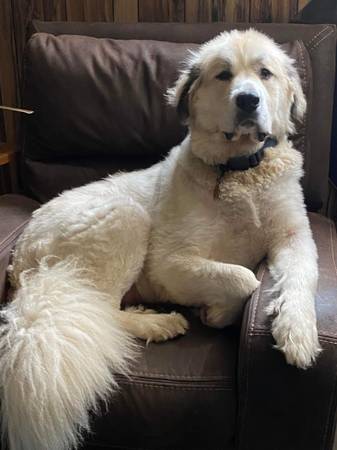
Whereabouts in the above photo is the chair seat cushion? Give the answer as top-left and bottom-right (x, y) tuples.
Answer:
(84, 308), (238, 450)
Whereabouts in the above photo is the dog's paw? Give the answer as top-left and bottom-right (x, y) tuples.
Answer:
(200, 298), (248, 328)
(270, 305), (321, 369)
(230, 266), (260, 300)
(145, 312), (189, 344)
(200, 267), (260, 329)
(200, 304), (233, 328)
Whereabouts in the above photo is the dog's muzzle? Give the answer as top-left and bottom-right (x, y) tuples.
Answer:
(235, 91), (260, 129)
(236, 93), (260, 114)
(225, 84), (271, 141)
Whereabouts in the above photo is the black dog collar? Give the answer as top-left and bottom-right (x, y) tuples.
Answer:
(213, 137), (278, 199)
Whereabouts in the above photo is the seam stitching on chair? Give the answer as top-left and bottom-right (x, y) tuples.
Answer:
(250, 326), (337, 340)
(249, 330), (337, 344)
(251, 264), (266, 331)
(0, 220), (29, 249)
(87, 445), (144, 450)
(238, 261), (262, 450)
(321, 356), (337, 449)
(330, 221), (337, 278)
(115, 380), (233, 391)
(240, 303), (253, 450)
(319, 338), (337, 345)
(122, 372), (232, 380)
(248, 331), (269, 336)
(87, 445), (221, 450)
(297, 41), (307, 159)
(88, 444), (147, 450)
(307, 26), (331, 47)
(309, 28), (335, 52)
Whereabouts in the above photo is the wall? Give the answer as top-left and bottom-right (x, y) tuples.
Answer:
(0, 0), (310, 146)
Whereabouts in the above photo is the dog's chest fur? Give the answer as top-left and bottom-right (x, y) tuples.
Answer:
(139, 140), (303, 301)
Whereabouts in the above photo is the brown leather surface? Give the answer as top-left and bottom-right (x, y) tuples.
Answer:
(21, 23), (336, 212)
(23, 35), (191, 161)
(84, 309), (238, 450)
(238, 213), (337, 450)
(0, 194), (39, 303)
(23, 156), (160, 203)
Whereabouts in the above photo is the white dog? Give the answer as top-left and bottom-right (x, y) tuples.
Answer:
(0, 29), (321, 450)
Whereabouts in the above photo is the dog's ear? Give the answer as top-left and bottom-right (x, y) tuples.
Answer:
(166, 64), (200, 122)
(288, 64), (306, 123)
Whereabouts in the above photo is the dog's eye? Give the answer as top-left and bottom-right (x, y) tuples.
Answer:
(260, 68), (272, 80)
(216, 70), (232, 81)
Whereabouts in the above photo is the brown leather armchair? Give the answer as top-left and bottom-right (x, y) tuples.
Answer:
(1, 22), (336, 450)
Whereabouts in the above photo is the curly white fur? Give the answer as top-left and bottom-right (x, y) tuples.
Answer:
(0, 257), (136, 450)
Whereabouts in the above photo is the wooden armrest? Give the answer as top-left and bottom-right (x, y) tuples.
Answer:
(0, 144), (14, 166)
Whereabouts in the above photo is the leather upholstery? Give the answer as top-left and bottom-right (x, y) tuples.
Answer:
(86, 310), (238, 450)
(239, 213), (337, 450)
(22, 22), (336, 212)
(0, 194), (39, 303)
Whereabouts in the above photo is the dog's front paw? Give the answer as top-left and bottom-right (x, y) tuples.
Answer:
(200, 298), (249, 328)
(269, 301), (321, 369)
(230, 266), (260, 300)
(201, 267), (260, 329)
(200, 304), (233, 328)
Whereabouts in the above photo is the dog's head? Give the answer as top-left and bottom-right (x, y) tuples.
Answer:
(167, 29), (306, 161)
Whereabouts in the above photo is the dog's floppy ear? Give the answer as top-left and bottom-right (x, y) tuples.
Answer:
(166, 64), (200, 122)
(288, 64), (306, 123)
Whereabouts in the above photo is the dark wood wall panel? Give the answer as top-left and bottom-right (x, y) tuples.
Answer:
(138, 0), (185, 22)
(114, 0), (138, 22)
(185, 0), (249, 23)
(83, 1), (114, 22)
(65, 0), (85, 20)
(0, 0), (19, 144)
(34, 0), (67, 20)
(250, 0), (272, 22)
(0, 0), (311, 148)
(250, 0), (298, 23)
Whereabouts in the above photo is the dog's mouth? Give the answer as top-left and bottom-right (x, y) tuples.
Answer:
(224, 118), (269, 143)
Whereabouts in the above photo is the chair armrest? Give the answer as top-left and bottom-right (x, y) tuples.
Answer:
(0, 194), (39, 302)
(238, 212), (337, 450)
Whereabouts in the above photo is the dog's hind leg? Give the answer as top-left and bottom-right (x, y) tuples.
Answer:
(83, 200), (153, 306)
(10, 197), (152, 308)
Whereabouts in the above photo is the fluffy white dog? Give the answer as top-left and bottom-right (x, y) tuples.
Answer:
(0, 29), (321, 450)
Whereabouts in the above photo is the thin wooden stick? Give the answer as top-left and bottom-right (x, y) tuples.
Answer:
(0, 106), (34, 114)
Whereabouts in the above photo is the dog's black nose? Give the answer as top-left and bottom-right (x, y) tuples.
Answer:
(236, 93), (260, 113)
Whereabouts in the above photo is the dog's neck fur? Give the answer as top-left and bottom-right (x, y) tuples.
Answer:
(176, 133), (302, 199)
(190, 128), (263, 165)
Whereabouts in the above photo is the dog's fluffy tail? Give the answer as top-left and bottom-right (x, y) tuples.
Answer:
(0, 257), (137, 450)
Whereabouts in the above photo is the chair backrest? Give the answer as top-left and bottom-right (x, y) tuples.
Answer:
(21, 21), (336, 212)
